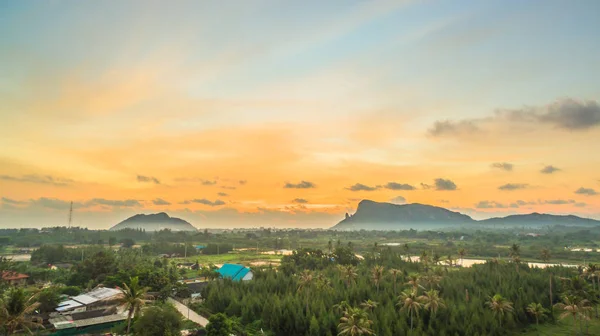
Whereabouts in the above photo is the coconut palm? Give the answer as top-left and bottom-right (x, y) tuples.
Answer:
(297, 270), (314, 313)
(397, 289), (423, 332)
(339, 265), (358, 287)
(420, 289), (445, 317)
(554, 295), (591, 335)
(422, 272), (442, 290)
(584, 264), (598, 291)
(333, 301), (352, 315)
(371, 266), (384, 293)
(403, 243), (410, 260)
(458, 248), (466, 266)
(328, 240), (333, 254)
(420, 251), (430, 271)
(360, 300), (378, 313)
(337, 307), (374, 336)
(0, 288), (43, 335)
(509, 244), (520, 258)
(540, 248), (551, 263)
(486, 294), (514, 327)
(405, 273), (424, 292)
(117, 276), (151, 334)
(526, 303), (547, 326)
(445, 254), (455, 269)
(432, 253), (441, 266)
(390, 268), (401, 295)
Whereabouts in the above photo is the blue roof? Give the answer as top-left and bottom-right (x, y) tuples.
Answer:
(218, 263), (251, 281)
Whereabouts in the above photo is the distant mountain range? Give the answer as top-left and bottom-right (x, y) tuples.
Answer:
(331, 200), (600, 230)
(109, 213), (197, 232)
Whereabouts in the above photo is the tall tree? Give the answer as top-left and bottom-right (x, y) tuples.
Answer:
(397, 289), (423, 332)
(116, 276), (151, 334)
(297, 270), (314, 313)
(526, 303), (547, 326)
(360, 300), (378, 313)
(337, 307), (374, 336)
(371, 266), (384, 294)
(339, 265), (358, 288)
(405, 273), (424, 292)
(554, 295), (591, 336)
(0, 288), (43, 335)
(420, 289), (445, 317)
(540, 248), (551, 263)
(389, 269), (401, 295)
(458, 248), (466, 266)
(486, 294), (514, 328)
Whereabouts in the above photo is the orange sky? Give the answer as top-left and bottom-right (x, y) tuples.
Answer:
(1, 1), (599, 228)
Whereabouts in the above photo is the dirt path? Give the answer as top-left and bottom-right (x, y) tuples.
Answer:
(167, 297), (209, 327)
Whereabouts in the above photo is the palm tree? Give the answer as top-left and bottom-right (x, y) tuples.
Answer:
(584, 264), (598, 291)
(328, 240), (333, 254)
(371, 266), (384, 293)
(432, 253), (441, 266)
(315, 273), (332, 293)
(405, 273), (424, 292)
(403, 243), (410, 260)
(389, 269), (401, 295)
(540, 248), (551, 263)
(117, 276), (151, 334)
(509, 244), (520, 258)
(422, 272), (442, 290)
(360, 300), (378, 313)
(337, 307), (374, 336)
(397, 289), (423, 332)
(458, 248), (466, 266)
(554, 295), (591, 335)
(526, 303), (547, 326)
(486, 294), (514, 327)
(333, 301), (352, 315)
(339, 265), (358, 287)
(420, 289), (445, 317)
(0, 288), (43, 335)
(297, 270), (314, 313)
(420, 251), (430, 271)
(445, 254), (455, 269)
(512, 255), (522, 273)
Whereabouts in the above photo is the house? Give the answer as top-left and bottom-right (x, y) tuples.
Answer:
(1, 271), (29, 285)
(217, 264), (253, 281)
(177, 262), (197, 270)
(49, 309), (127, 331)
(55, 287), (122, 314)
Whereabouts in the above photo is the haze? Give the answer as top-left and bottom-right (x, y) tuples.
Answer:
(1, 0), (599, 229)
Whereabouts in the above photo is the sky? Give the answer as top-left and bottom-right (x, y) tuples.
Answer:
(1, 0), (600, 229)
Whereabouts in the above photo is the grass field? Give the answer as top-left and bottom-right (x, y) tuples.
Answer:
(518, 310), (600, 335)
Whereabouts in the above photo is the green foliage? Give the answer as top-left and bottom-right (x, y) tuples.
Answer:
(206, 313), (233, 336)
(120, 238), (136, 248)
(203, 243), (233, 255)
(37, 287), (61, 313)
(132, 303), (182, 336)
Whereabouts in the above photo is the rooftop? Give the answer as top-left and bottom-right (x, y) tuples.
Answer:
(1, 271), (29, 281)
(218, 263), (251, 281)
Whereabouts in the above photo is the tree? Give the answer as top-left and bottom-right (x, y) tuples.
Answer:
(405, 273), (424, 292)
(371, 266), (384, 293)
(206, 313), (233, 336)
(116, 276), (151, 334)
(509, 244), (520, 258)
(397, 289), (422, 332)
(526, 303), (547, 326)
(458, 248), (466, 265)
(297, 270), (313, 313)
(389, 268), (401, 295)
(308, 315), (320, 336)
(540, 248), (551, 263)
(487, 294), (514, 327)
(0, 288), (43, 335)
(360, 300), (378, 313)
(132, 303), (182, 336)
(109, 236), (117, 247)
(554, 295), (591, 335)
(339, 265), (358, 287)
(337, 307), (374, 336)
(120, 238), (135, 248)
(37, 287), (60, 313)
(420, 289), (445, 317)
(328, 240), (333, 254)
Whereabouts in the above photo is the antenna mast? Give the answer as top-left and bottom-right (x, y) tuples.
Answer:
(68, 201), (73, 229)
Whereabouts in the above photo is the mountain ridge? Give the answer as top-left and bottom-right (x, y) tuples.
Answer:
(331, 200), (600, 230)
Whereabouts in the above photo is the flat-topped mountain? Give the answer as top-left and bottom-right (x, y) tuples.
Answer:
(331, 200), (600, 230)
(109, 212), (197, 232)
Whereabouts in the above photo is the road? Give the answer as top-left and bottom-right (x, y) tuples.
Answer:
(167, 297), (209, 327)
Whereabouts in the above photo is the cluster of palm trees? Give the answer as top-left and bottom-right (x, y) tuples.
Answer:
(0, 288), (43, 335)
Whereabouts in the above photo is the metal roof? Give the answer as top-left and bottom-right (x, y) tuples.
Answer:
(55, 300), (83, 312)
(218, 264), (251, 281)
(56, 287), (121, 311)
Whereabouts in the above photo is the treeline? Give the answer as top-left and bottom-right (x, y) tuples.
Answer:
(199, 248), (581, 336)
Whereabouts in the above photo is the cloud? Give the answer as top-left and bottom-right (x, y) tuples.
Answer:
(346, 183), (379, 191)
(429, 98), (600, 137)
(434, 178), (457, 191)
(239, 180), (247, 185)
(428, 120), (480, 136)
(188, 199), (226, 207)
(292, 198), (308, 204)
(284, 181), (316, 189)
(575, 202), (587, 207)
(575, 187), (598, 196)
(515, 200), (536, 206)
(86, 198), (142, 207)
(475, 200), (510, 209)
(498, 183), (528, 191)
(491, 162), (513, 171)
(540, 165), (560, 174)
(0, 174), (74, 186)
(217, 192), (229, 197)
(221, 186), (237, 190)
(542, 199), (575, 205)
(30, 197), (75, 210)
(1, 197), (27, 205)
(420, 183), (432, 189)
(152, 198), (171, 206)
(137, 175), (160, 184)
(390, 196), (407, 204)
(382, 182), (416, 190)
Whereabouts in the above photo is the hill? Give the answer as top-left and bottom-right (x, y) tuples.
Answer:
(109, 212), (197, 232)
(331, 200), (600, 230)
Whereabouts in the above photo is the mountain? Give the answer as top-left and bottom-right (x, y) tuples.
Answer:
(331, 200), (475, 230)
(109, 212), (197, 232)
(331, 200), (600, 230)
